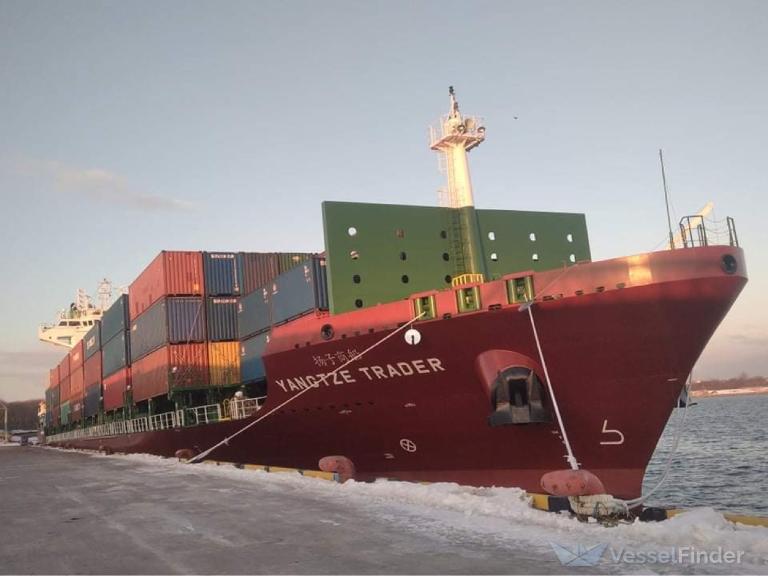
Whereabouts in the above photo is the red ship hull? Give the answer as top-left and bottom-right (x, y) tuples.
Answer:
(50, 246), (746, 499)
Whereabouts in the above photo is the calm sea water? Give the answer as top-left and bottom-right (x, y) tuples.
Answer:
(642, 394), (768, 516)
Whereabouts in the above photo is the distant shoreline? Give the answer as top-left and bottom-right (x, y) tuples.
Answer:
(690, 386), (768, 398)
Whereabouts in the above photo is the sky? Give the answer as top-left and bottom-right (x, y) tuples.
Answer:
(1, 0), (766, 402)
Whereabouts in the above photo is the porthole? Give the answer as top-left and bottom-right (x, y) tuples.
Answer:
(320, 324), (334, 340)
(348, 227), (357, 237)
(399, 251), (407, 261)
(529, 233), (537, 242)
(488, 231), (496, 241)
(532, 253), (539, 261)
(490, 252), (498, 261)
(722, 254), (738, 275)
(350, 250), (359, 260)
(440, 230), (448, 239)
(444, 275), (452, 284)
(569, 254), (576, 263)
(353, 274), (361, 284)
(355, 299), (364, 308)
(395, 228), (405, 239)
(566, 233), (574, 243)
(442, 252), (450, 261)
(401, 275), (409, 283)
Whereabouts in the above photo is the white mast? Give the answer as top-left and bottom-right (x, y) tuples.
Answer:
(430, 86), (486, 208)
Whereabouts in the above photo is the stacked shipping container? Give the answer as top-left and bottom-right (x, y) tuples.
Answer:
(102, 294), (130, 412)
(238, 254), (327, 386)
(47, 367), (60, 427)
(83, 321), (102, 419)
(129, 251), (204, 319)
(45, 251), (327, 432)
(129, 251), (208, 402)
(69, 341), (85, 423)
(203, 252), (241, 388)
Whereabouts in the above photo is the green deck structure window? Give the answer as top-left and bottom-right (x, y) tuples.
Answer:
(507, 276), (535, 304)
(457, 286), (481, 313)
(413, 295), (437, 320)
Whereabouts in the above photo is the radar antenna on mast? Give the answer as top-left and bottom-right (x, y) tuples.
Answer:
(97, 278), (113, 311)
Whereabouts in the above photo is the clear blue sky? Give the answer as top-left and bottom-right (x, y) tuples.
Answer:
(1, 0), (766, 401)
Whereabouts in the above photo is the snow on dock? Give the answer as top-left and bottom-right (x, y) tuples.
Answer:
(1, 446), (766, 575)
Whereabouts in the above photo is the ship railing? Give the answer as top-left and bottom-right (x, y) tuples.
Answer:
(679, 215), (740, 248)
(186, 403), (222, 426)
(128, 417), (150, 434)
(46, 404), (227, 443)
(148, 411), (178, 431)
(229, 396), (266, 420)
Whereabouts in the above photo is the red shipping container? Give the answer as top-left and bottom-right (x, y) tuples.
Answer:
(71, 400), (83, 423)
(49, 366), (60, 389)
(169, 343), (209, 390)
(60, 375), (71, 402)
(103, 367), (130, 411)
(59, 354), (71, 379)
(70, 366), (85, 403)
(241, 252), (279, 295)
(69, 340), (85, 371)
(129, 251), (204, 320)
(131, 346), (170, 402)
(84, 353), (102, 390)
(132, 343), (210, 403)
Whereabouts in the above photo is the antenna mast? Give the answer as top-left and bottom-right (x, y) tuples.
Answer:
(430, 86), (486, 208)
(659, 149), (675, 250)
(97, 278), (113, 311)
(429, 87), (488, 281)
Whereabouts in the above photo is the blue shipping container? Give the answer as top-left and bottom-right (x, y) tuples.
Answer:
(84, 383), (101, 418)
(102, 332), (130, 379)
(271, 257), (328, 325)
(207, 297), (239, 341)
(101, 295), (129, 343)
(204, 252), (243, 296)
(45, 389), (53, 425)
(240, 332), (269, 383)
(83, 321), (101, 360)
(237, 288), (271, 339)
(130, 299), (167, 362)
(167, 297), (206, 343)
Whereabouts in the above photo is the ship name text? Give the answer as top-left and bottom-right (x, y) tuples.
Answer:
(274, 357), (446, 393)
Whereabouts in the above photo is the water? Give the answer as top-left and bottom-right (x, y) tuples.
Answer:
(643, 394), (768, 516)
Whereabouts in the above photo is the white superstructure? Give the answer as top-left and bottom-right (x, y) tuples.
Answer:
(37, 279), (116, 348)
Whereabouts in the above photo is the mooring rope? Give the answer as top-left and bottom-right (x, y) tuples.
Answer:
(521, 302), (580, 471)
(523, 297), (693, 511)
(620, 377), (692, 508)
(188, 312), (426, 464)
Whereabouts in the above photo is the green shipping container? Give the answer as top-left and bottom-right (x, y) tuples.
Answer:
(60, 401), (71, 425)
(277, 252), (313, 273)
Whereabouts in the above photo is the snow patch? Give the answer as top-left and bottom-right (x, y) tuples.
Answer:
(64, 449), (768, 572)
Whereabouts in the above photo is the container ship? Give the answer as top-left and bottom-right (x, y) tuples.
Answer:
(43, 89), (747, 500)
